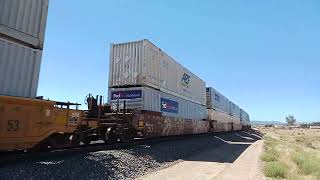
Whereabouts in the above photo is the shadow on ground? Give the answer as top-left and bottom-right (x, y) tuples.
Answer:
(128, 130), (262, 164)
(0, 130), (262, 179)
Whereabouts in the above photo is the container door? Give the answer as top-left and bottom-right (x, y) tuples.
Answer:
(144, 41), (160, 89)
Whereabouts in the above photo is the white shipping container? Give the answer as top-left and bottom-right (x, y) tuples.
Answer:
(229, 101), (240, 118)
(108, 86), (207, 120)
(241, 119), (248, 126)
(0, 38), (42, 98)
(206, 87), (229, 113)
(0, 0), (49, 49)
(240, 109), (250, 122)
(109, 39), (206, 105)
(231, 116), (241, 125)
(207, 109), (230, 123)
(234, 123), (242, 131)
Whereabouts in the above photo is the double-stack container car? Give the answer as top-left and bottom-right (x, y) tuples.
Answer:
(108, 40), (209, 137)
(229, 101), (242, 130)
(206, 87), (244, 132)
(206, 87), (231, 131)
(240, 109), (251, 130)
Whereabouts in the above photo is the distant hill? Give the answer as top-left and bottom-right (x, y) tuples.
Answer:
(251, 121), (285, 126)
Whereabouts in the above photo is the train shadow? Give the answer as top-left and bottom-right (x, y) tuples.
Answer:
(127, 130), (262, 164)
(184, 130), (262, 163)
(0, 130), (263, 179)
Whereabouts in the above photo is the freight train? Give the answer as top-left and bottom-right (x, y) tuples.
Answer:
(0, 40), (250, 151)
(0, 1), (250, 152)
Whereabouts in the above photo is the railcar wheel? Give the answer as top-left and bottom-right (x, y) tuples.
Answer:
(119, 133), (134, 143)
(70, 135), (80, 146)
(31, 140), (51, 152)
(104, 128), (117, 144)
(82, 138), (91, 145)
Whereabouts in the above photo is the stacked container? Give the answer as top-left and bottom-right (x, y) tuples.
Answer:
(109, 86), (207, 120)
(240, 109), (250, 126)
(206, 87), (230, 128)
(206, 87), (229, 113)
(0, 0), (49, 98)
(108, 39), (207, 120)
(229, 101), (241, 130)
(229, 101), (240, 117)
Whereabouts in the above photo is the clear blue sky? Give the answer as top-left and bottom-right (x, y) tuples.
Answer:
(38, 0), (320, 122)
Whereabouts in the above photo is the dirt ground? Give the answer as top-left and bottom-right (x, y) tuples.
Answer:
(138, 130), (264, 180)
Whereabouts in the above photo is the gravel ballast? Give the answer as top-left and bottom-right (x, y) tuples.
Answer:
(0, 132), (258, 180)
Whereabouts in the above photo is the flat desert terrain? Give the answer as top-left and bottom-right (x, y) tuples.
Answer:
(258, 127), (320, 180)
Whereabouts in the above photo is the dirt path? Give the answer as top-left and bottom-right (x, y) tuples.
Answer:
(137, 147), (230, 180)
(138, 132), (264, 180)
(214, 140), (264, 180)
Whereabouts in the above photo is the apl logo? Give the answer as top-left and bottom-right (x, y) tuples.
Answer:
(181, 73), (190, 87)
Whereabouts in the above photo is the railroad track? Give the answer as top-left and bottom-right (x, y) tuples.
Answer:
(0, 133), (214, 167)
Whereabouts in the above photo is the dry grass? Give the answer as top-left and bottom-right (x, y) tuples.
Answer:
(261, 136), (279, 162)
(258, 127), (320, 180)
(292, 151), (320, 178)
(263, 161), (288, 178)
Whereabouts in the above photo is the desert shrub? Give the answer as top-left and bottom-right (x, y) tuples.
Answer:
(263, 136), (277, 149)
(305, 142), (316, 149)
(295, 136), (306, 143)
(292, 151), (320, 176)
(261, 148), (279, 162)
(263, 161), (288, 178)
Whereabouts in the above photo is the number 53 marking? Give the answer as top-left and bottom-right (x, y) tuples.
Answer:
(7, 120), (19, 131)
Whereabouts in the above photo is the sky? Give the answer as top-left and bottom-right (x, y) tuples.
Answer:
(38, 0), (320, 122)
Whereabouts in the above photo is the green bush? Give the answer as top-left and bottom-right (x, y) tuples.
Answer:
(263, 161), (288, 178)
